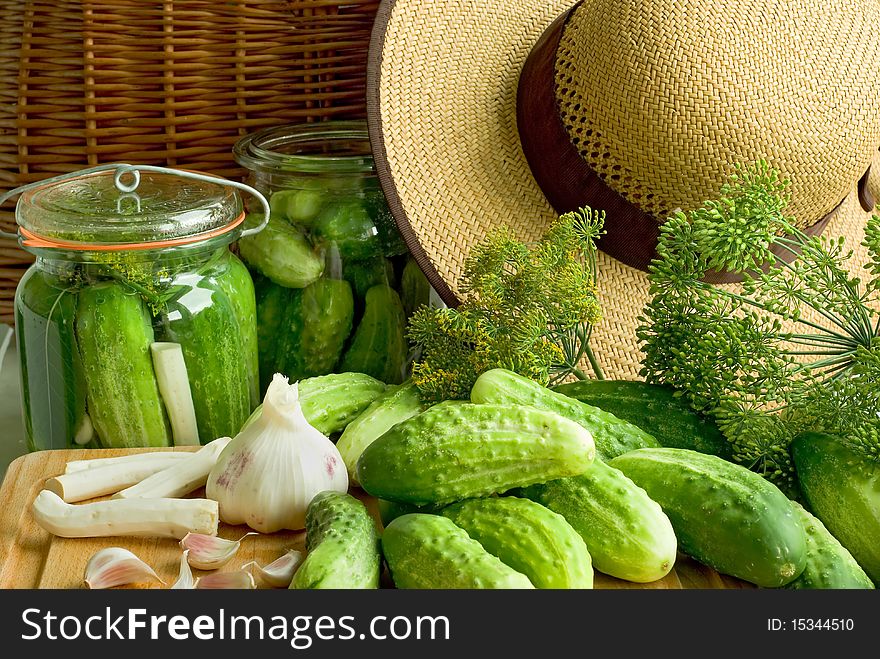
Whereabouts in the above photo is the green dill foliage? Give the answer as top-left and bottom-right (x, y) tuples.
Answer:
(638, 160), (880, 494)
(408, 208), (605, 402)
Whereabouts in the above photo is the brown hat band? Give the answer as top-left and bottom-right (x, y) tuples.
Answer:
(516, 2), (855, 283)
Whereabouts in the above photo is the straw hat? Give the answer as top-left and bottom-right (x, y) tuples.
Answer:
(366, 0), (880, 379)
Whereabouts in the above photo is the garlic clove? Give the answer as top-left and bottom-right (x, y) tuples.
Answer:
(179, 531), (257, 570)
(195, 570), (256, 590)
(247, 549), (304, 588)
(170, 550), (197, 589)
(84, 547), (164, 589)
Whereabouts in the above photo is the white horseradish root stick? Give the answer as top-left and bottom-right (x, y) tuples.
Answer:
(47, 456), (194, 503)
(114, 436), (232, 500)
(64, 452), (192, 474)
(32, 490), (218, 539)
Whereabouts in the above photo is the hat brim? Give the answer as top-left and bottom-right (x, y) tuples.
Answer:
(366, 0), (876, 379)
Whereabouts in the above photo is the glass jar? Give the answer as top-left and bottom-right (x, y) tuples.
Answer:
(233, 121), (432, 394)
(10, 165), (266, 451)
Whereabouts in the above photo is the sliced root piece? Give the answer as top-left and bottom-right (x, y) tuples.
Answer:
(48, 456), (194, 503)
(32, 489), (218, 539)
(151, 342), (200, 446)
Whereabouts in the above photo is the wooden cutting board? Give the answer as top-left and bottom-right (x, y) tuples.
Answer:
(0, 449), (753, 589)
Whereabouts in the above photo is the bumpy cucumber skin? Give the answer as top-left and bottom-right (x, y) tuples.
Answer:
(340, 285), (408, 385)
(16, 269), (90, 450)
(517, 459), (676, 583)
(240, 372), (386, 436)
(76, 281), (171, 448)
(610, 448), (807, 587)
(441, 497), (593, 589)
(291, 491), (380, 589)
(293, 278), (355, 378)
(356, 402), (596, 506)
(552, 380), (730, 458)
(337, 380), (424, 485)
(298, 372), (387, 435)
(238, 214), (324, 288)
(785, 502), (873, 589)
(342, 257), (397, 302)
(792, 432), (880, 585)
(164, 270), (253, 443)
(213, 252), (260, 409)
(313, 200), (381, 261)
(471, 369), (659, 461)
(382, 514), (534, 589)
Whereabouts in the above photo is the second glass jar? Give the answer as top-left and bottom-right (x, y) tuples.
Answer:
(234, 121), (430, 393)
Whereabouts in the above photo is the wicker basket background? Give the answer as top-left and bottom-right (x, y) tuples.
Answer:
(0, 0), (380, 325)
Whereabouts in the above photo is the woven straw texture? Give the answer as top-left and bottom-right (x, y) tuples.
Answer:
(370, 0), (880, 380)
(0, 0), (379, 324)
(555, 0), (880, 225)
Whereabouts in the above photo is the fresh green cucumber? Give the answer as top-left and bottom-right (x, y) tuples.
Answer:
(517, 459), (677, 583)
(441, 497), (593, 589)
(76, 281), (171, 448)
(269, 188), (326, 225)
(313, 200), (381, 260)
(471, 369), (660, 461)
(552, 379), (730, 458)
(339, 285), (408, 385)
(290, 491), (381, 589)
(382, 513), (534, 589)
(163, 271), (253, 443)
(342, 257), (397, 302)
(792, 432), (880, 584)
(610, 448), (807, 587)
(785, 502), (873, 589)
(15, 269), (91, 450)
(238, 213), (324, 288)
(356, 402), (596, 506)
(213, 252), (260, 409)
(336, 380), (424, 485)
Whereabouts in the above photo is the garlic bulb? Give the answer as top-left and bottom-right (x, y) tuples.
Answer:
(206, 374), (348, 533)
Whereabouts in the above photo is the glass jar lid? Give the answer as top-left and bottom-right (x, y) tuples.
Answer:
(233, 120), (375, 175)
(16, 167), (244, 248)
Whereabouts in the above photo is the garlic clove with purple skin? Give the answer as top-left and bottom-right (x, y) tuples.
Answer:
(247, 549), (304, 588)
(170, 550), (197, 589)
(196, 570), (256, 590)
(84, 547), (164, 589)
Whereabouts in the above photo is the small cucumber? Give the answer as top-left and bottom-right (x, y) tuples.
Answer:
(212, 252), (260, 409)
(471, 369), (660, 461)
(441, 497), (594, 589)
(336, 380), (425, 485)
(76, 281), (171, 448)
(243, 372), (386, 436)
(517, 459), (677, 583)
(269, 188), (326, 225)
(785, 502), (873, 589)
(401, 256), (432, 320)
(610, 448), (807, 587)
(382, 513), (534, 589)
(238, 213), (324, 288)
(163, 270), (253, 443)
(339, 285), (408, 385)
(342, 257), (397, 302)
(792, 432), (880, 584)
(15, 269), (90, 450)
(290, 491), (380, 589)
(313, 200), (381, 260)
(279, 278), (354, 380)
(356, 402), (596, 506)
(552, 380), (730, 458)
(252, 274), (293, 395)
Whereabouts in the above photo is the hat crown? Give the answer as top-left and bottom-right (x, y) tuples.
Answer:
(554, 0), (880, 227)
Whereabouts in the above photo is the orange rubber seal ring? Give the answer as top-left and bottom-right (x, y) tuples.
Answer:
(18, 210), (247, 251)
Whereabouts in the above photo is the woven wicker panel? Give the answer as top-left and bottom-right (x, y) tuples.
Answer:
(0, 0), (379, 324)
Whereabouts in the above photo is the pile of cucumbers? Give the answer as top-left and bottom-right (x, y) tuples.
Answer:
(236, 184), (431, 394)
(289, 368), (876, 590)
